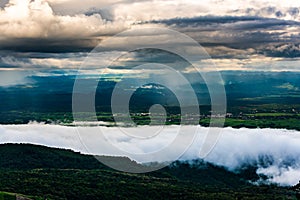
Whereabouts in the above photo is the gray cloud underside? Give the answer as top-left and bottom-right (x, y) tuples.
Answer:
(1, 0), (300, 72)
(1, 15), (299, 60)
(148, 16), (300, 58)
(0, 38), (100, 53)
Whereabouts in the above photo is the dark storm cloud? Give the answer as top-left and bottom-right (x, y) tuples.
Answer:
(150, 16), (300, 29)
(0, 56), (38, 69)
(0, 50), (90, 70)
(0, 38), (100, 53)
(147, 16), (300, 58)
(259, 43), (300, 58)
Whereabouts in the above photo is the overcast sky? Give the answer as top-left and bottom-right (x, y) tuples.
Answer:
(0, 0), (300, 73)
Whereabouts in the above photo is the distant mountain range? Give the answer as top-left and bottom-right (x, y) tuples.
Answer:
(1, 71), (300, 125)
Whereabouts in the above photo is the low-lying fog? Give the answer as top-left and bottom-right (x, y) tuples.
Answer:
(1, 123), (300, 186)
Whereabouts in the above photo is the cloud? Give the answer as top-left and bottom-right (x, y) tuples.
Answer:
(1, 124), (300, 186)
(193, 127), (300, 186)
(151, 16), (299, 28)
(45, 0), (300, 22)
(47, 0), (125, 15)
(257, 167), (300, 186)
(237, 6), (300, 21)
(1, 0), (300, 71)
(0, 0), (9, 8)
(2, 49), (300, 72)
(152, 16), (300, 48)
(110, 0), (300, 22)
(276, 82), (299, 91)
(0, 0), (129, 52)
(260, 43), (300, 58)
(0, 55), (74, 70)
(0, 71), (32, 86)
(143, 16), (300, 66)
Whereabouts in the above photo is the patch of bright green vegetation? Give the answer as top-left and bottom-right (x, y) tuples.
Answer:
(200, 118), (300, 130)
(245, 112), (296, 117)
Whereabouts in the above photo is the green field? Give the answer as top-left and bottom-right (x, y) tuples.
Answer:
(2, 102), (300, 132)
(245, 112), (297, 117)
(199, 118), (300, 130)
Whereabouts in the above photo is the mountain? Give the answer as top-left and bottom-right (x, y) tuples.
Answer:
(0, 144), (296, 200)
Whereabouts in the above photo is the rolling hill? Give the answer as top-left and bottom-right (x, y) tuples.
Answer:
(0, 144), (297, 199)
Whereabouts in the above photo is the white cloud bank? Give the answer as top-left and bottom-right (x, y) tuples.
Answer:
(0, 123), (300, 186)
(0, 0), (127, 40)
(113, 0), (300, 22)
(1, 0), (300, 41)
(46, 0), (300, 22)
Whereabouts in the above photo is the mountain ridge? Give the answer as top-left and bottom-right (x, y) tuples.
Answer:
(0, 143), (297, 199)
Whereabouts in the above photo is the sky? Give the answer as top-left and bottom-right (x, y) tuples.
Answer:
(0, 0), (300, 75)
